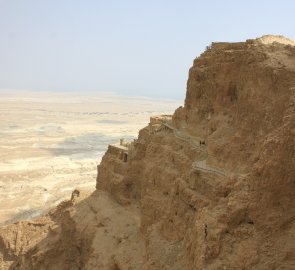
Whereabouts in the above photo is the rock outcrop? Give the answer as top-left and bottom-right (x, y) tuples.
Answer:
(1, 35), (294, 270)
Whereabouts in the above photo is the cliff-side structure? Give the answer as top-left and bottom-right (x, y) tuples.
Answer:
(1, 35), (294, 270)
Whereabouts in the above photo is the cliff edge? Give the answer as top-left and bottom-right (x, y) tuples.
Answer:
(1, 35), (294, 270)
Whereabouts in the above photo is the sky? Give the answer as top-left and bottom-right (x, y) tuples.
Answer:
(0, 0), (294, 100)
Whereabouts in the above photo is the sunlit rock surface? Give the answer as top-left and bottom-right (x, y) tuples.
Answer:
(0, 35), (294, 269)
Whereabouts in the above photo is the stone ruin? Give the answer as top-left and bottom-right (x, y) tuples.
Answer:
(108, 138), (135, 163)
(107, 115), (173, 163)
(148, 115), (173, 134)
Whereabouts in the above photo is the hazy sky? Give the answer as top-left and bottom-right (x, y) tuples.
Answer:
(0, 1), (294, 99)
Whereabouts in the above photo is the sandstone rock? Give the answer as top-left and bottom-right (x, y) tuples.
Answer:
(1, 35), (294, 269)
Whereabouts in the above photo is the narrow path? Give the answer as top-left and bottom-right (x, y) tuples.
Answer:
(162, 123), (226, 176)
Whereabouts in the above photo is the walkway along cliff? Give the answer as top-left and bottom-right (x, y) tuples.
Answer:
(1, 35), (295, 270)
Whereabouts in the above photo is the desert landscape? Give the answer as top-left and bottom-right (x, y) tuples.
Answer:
(0, 35), (294, 270)
(0, 91), (180, 225)
(0, 0), (294, 268)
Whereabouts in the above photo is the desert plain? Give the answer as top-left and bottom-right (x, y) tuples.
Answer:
(0, 90), (180, 225)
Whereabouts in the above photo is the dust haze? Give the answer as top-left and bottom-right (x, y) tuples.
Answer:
(0, 90), (180, 225)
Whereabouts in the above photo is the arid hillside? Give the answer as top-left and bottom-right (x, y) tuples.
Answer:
(1, 35), (294, 270)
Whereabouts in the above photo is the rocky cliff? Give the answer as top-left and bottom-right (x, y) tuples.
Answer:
(1, 35), (294, 270)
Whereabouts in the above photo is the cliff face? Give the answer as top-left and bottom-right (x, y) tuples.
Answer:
(1, 35), (294, 270)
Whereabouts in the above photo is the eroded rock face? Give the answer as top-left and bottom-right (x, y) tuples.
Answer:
(97, 36), (295, 269)
(1, 35), (294, 269)
(0, 190), (145, 270)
